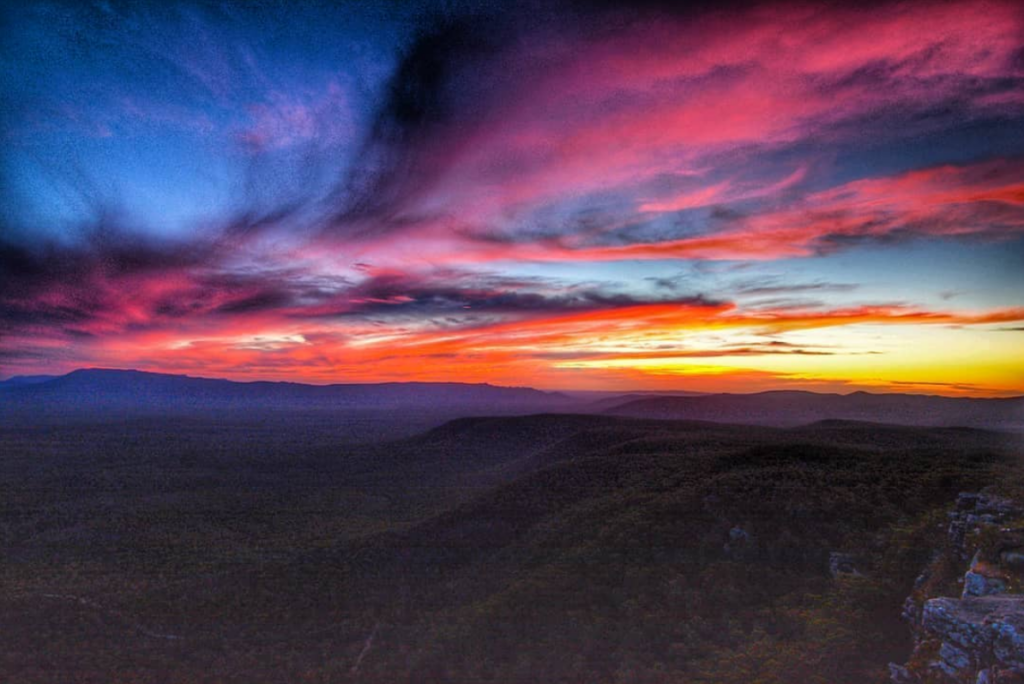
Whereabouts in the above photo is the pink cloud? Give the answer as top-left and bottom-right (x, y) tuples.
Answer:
(379, 157), (1024, 264)
(370, 0), (1023, 240)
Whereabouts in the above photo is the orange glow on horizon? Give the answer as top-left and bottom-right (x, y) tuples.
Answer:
(10, 299), (1021, 397)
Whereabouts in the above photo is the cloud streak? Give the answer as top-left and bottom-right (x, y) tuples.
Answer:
(328, 0), (1024, 245)
(1, 0), (1022, 395)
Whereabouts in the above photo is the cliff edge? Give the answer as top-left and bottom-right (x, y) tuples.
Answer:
(890, 492), (1024, 683)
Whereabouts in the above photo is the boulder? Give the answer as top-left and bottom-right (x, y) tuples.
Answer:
(888, 662), (916, 682)
(893, 494), (1024, 683)
(920, 596), (1024, 678)
(965, 571), (1009, 598)
(830, 551), (861, 578)
(964, 553), (1010, 599)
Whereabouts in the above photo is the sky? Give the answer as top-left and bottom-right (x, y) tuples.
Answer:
(1, 0), (1023, 395)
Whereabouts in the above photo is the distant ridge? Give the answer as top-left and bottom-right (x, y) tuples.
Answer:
(2, 369), (1021, 429)
(604, 390), (1024, 430)
(0, 374), (59, 388)
(0, 368), (570, 413)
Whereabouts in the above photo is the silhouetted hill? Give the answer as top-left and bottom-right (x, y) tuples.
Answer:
(0, 368), (571, 416)
(0, 374), (58, 389)
(578, 390), (708, 412)
(604, 389), (1024, 429)
(339, 414), (1022, 682)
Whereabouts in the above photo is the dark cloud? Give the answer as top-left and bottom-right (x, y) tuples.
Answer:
(645, 273), (690, 291)
(0, 220), (350, 338)
(527, 345), (840, 361)
(2, 0), (1022, 381)
(323, 0), (764, 240)
(740, 298), (831, 311)
(327, 8), (529, 236)
(732, 278), (860, 296)
(0, 222), (210, 332)
(303, 269), (725, 320)
(0, 217), (728, 341)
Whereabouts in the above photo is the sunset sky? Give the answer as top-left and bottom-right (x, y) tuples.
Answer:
(2, 0), (1023, 395)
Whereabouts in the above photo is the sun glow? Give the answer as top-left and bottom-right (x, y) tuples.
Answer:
(1, 0), (1022, 396)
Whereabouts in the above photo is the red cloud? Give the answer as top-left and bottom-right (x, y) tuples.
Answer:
(27, 299), (1017, 394)
(379, 0), (1023, 236)
(4, 1), (1023, 396)
(394, 157), (1024, 264)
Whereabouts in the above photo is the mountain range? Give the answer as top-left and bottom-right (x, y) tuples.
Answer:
(604, 390), (1024, 429)
(0, 368), (568, 412)
(3, 368), (1023, 430)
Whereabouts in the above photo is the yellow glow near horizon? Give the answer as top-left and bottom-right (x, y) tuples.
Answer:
(552, 324), (1024, 395)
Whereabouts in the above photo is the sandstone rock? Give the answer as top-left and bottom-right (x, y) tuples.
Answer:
(903, 595), (921, 625)
(992, 609), (1024, 670)
(965, 571), (1008, 598)
(894, 494), (1024, 683)
(965, 553), (1010, 598)
(888, 662), (917, 682)
(830, 551), (861, 578)
(922, 596), (1024, 677)
(938, 640), (974, 678)
(947, 493), (1023, 561)
(976, 495), (1017, 518)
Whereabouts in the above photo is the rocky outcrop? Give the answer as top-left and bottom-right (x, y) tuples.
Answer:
(964, 552), (1009, 599)
(890, 491), (1024, 683)
(948, 493), (1021, 562)
(922, 596), (1024, 680)
(830, 551), (862, 579)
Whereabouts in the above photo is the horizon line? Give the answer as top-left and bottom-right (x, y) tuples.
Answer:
(3, 367), (1022, 400)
